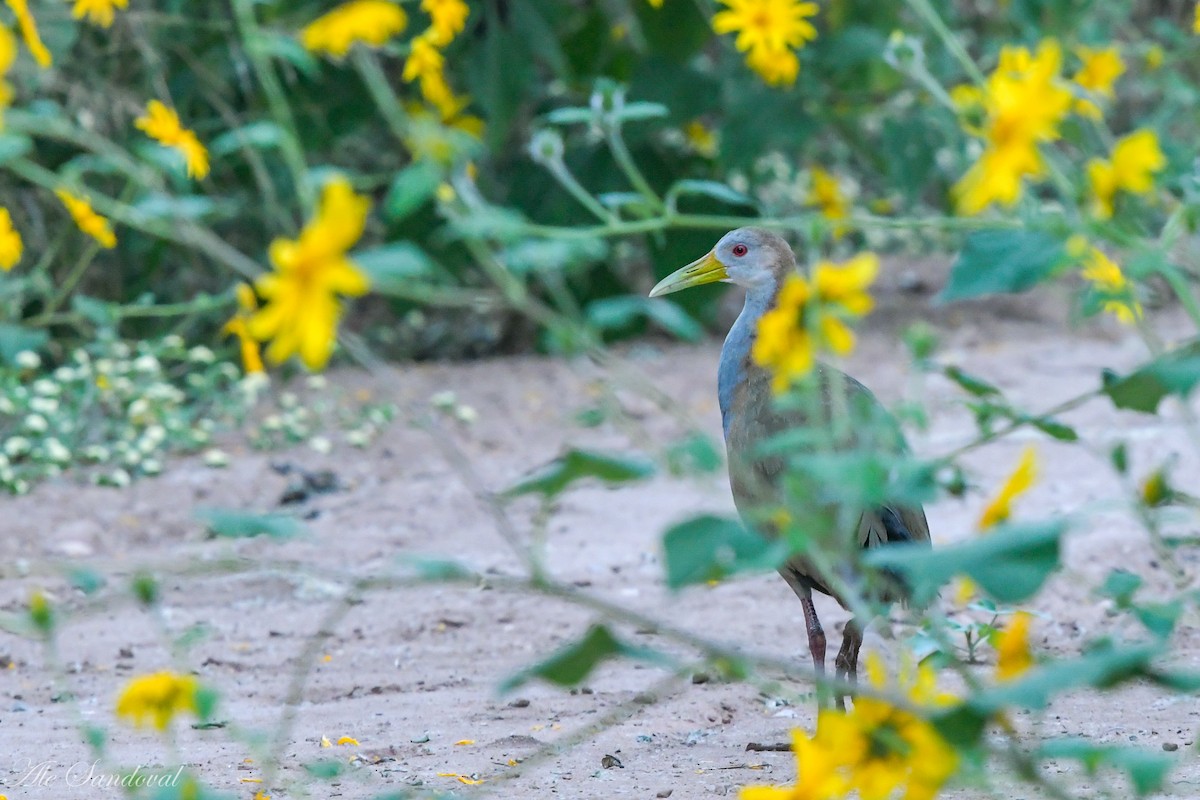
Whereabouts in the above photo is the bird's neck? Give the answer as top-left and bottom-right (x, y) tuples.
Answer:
(717, 280), (779, 437)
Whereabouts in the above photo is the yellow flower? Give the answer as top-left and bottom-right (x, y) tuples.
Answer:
(4, 0), (51, 67)
(70, 0), (129, 28)
(337, 735), (360, 746)
(978, 445), (1038, 529)
(994, 611), (1034, 681)
(56, 189), (117, 248)
(712, 0), (817, 87)
(421, 0), (469, 46)
(753, 274), (816, 391)
(713, 0), (818, 56)
(752, 255), (878, 393)
(115, 671), (201, 730)
(813, 252), (877, 315)
(1073, 45), (1123, 97)
(647, 0), (663, 6)
(223, 284), (266, 375)
(403, 32), (470, 121)
(1081, 247), (1140, 324)
(1086, 128), (1166, 219)
(952, 39), (1072, 215)
(738, 728), (845, 800)
(247, 178), (371, 370)
(1145, 44), (1164, 70)
(1, 25), (15, 125)
(684, 120), (719, 158)
(812, 654), (959, 800)
(301, 0), (407, 58)
(0, 206), (21, 271)
(135, 100), (210, 179)
(807, 167), (850, 237)
(744, 44), (800, 87)
(1195, 2), (1200, 34)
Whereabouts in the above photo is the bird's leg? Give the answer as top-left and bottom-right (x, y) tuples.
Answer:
(833, 618), (863, 710)
(799, 593), (827, 705)
(799, 594), (826, 674)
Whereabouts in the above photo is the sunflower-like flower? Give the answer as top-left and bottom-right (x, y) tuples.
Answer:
(1086, 128), (1165, 219)
(247, 179), (371, 370)
(0, 206), (21, 271)
(952, 39), (1072, 214)
(56, 189), (117, 248)
(4, 0), (51, 67)
(70, 0), (130, 28)
(135, 100), (210, 179)
(978, 445), (1038, 529)
(712, 0), (818, 87)
(116, 671), (201, 730)
(421, 0), (469, 46)
(752, 254), (878, 392)
(301, 0), (408, 58)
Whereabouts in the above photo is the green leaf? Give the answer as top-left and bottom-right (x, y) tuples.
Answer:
(0, 133), (33, 165)
(0, 324), (48, 366)
(662, 514), (789, 589)
(398, 555), (473, 581)
(666, 179), (755, 210)
(544, 106), (596, 126)
(1102, 342), (1200, 413)
(1100, 569), (1142, 604)
(1038, 739), (1172, 795)
(976, 642), (1156, 712)
(504, 448), (655, 499)
(383, 162), (443, 222)
(939, 230), (1067, 302)
(66, 567), (106, 595)
(303, 760), (346, 779)
(942, 365), (1000, 397)
(615, 101), (669, 122)
(866, 520), (1066, 605)
(1027, 416), (1078, 442)
(664, 433), (722, 477)
(194, 508), (304, 539)
(132, 194), (219, 221)
(354, 242), (437, 293)
(499, 624), (670, 692)
(209, 121), (285, 157)
(72, 295), (117, 327)
(587, 296), (704, 342)
(257, 31), (321, 78)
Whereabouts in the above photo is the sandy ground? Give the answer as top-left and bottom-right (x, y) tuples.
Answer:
(2, 260), (1199, 800)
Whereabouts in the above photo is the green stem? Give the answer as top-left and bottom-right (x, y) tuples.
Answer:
(1156, 263), (1200, 331)
(604, 124), (663, 212)
(352, 48), (411, 145)
(904, 0), (986, 86)
(37, 244), (101, 321)
(545, 158), (618, 224)
(8, 158), (263, 281)
(230, 0), (314, 213)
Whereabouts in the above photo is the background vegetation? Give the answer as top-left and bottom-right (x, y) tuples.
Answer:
(3, 1), (1200, 799)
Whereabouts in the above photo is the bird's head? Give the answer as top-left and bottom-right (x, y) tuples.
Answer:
(648, 227), (797, 298)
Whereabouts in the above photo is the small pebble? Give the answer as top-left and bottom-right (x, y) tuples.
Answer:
(1163, 742), (1179, 752)
(508, 698), (530, 708)
(657, 790), (673, 798)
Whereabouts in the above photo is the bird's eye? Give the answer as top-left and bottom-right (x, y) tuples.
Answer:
(731, 244), (748, 257)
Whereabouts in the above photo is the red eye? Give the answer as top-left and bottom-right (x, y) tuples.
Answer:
(732, 244), (748, 257)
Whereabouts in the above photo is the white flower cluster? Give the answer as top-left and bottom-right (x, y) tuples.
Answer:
(0, 336), (250, 495)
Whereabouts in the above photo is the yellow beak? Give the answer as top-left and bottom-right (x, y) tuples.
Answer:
(648, 250), (729, 298)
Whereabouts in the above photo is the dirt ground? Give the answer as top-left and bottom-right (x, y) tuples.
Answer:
(2, 258), (1200, 800)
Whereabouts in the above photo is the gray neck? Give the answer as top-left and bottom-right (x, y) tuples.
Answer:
(717, 280), (777, 437)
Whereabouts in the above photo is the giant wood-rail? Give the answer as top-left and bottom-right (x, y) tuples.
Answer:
(649, 228), (930, 705)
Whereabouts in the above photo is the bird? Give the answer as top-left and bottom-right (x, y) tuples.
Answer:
(648, 227), (930, 706)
